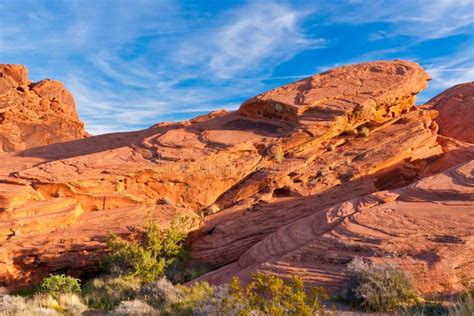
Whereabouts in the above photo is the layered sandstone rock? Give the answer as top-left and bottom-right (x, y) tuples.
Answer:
(0, 60), (472, 295)
(0, 64), (86, 152)
(197, 160), (474, 294)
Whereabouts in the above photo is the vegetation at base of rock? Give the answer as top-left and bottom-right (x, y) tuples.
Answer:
(358, 126), (370, 137)
(105, 216), (190, 283)
(340, 257), (418, 311)
(38, 274), (81, 296)
(223, 272), (329, 315)
(83, 275), (142, 310)
(273, 149), (285, 163)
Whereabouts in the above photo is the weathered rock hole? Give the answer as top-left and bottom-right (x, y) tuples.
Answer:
(272, 187), (291, 197)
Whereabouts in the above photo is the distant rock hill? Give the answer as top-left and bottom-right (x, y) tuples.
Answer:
(0, 64), (87, 152)
(0, 61), (472, 295)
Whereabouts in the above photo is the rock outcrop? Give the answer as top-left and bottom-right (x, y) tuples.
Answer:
(0, 64), (87, 152)
(423, 82), (474, 143)
(197, 160), (474, 294)
(0, 60), (472, 295)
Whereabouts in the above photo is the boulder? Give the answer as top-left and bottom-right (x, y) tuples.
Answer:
(0, 64), (86, 152)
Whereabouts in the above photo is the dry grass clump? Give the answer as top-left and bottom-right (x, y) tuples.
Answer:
(83, 275), (142, 310)
(0, 292), (86, 315)
(0, 294), (28, 315)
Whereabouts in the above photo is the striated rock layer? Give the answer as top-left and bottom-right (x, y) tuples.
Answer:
(195, 82), (474, 294)
(0, 64), (87, 152)
(0, 60), (472, 294)
(197, 160), (474, 294)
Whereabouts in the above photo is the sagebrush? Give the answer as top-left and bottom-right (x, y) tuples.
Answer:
(341, 257), (418, 311)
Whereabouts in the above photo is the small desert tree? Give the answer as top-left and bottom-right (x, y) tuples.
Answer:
(106, 216), (190, 283)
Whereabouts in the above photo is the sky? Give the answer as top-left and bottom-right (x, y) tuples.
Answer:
(1, 0), (473, 135)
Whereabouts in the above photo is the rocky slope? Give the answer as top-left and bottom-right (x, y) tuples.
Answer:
(0, 61), (472, 295)
(0, 64), (87, 152)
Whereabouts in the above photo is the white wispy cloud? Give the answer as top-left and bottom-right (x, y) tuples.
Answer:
(331, 0), (474, 40)
(1, 0), (323, 134)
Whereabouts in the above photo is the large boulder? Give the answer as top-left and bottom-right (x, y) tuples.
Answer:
(0, 64), (87, 152)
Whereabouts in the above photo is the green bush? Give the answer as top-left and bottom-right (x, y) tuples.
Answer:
(82, 275), (142, 310)
(106, 216), (189, 283)
(38, 274), (81, 296)
(341, 257), (417, 311)
(223, 272), (329, 315)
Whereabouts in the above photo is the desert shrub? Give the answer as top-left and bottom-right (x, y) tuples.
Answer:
(139, 278), (214, 315)
(112, 299), (157, 315)
(167, 282), (214, 315)
(106, 216), (189, 283)
(194, 284), (232, 315)
(38, 274), (81, 296)
(358, 126), (369, 137)
(341, 257), (417, 311)
(222, 272), (329, 316)
(140, 277), (182, 307)
(82, 275), (141, 310)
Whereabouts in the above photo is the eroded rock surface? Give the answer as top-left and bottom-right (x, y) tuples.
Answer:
(0, 64), (86, 152)
(0, 60), (472, 294)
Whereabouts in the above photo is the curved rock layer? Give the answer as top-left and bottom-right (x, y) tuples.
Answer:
(0, 60), (472, 294)
(0, 64), (87, 152)
(197, 160), (474, 294)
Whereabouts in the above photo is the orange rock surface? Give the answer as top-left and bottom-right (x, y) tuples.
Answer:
(0, 64), (87, 152)
(0, 60), (472, 295)
(424, 82), (474, 143)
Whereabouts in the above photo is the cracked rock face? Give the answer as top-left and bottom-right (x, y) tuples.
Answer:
(0, 60), (472, 295)
(0, 64), (87, 152)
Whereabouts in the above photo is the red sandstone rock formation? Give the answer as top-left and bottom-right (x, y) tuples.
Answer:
(424, 82), (474, 143)
(0, 61), (472, 295)
(197, 160), (474, 294)
(0, 64), (87, 152)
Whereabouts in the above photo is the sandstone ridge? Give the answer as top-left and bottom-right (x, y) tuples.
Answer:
(0, 61), (472, 295)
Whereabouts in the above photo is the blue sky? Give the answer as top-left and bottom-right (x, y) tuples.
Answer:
(1, 0), (473, 135)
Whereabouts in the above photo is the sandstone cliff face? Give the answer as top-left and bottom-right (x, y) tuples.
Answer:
(0, 61), (472, 295)
(0, 64), (86, 152)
